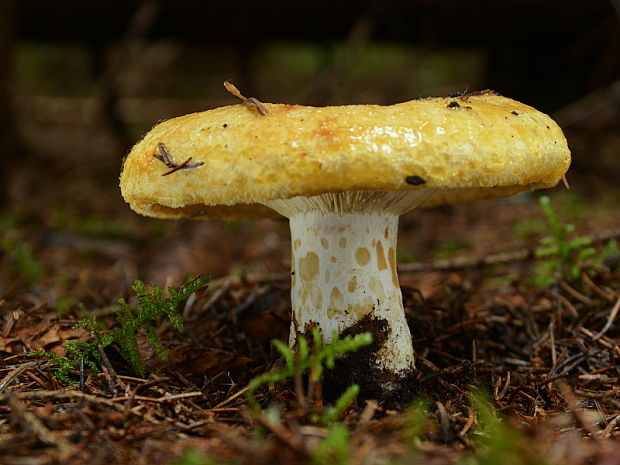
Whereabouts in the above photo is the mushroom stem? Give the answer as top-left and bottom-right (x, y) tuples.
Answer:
(265, 190), (435, 389)
(288, 210), (413, 374)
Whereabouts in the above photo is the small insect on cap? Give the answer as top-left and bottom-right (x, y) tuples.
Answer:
(120, 91), (570, 220)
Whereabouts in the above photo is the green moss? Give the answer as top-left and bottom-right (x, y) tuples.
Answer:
(0, 233), (43, 286)
(55, 296), (78, 315)
(512, 218), (546, 240)
(15, 42), (95, 97)
(311, 423), (351, 465)
(48, 207), (130, 239)
(170, 449), (220, 465)
(396, 248), (416, 264)
(434, 238), (471, 260)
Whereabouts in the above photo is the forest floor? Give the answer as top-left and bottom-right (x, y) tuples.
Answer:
(1, 129), (620, 465)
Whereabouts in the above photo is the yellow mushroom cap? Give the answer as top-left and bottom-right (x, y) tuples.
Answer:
(120, 93), (570, 220)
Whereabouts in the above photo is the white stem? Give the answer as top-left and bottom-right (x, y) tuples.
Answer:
(264, 190), (438, 388)
(288, 210), (414, 375)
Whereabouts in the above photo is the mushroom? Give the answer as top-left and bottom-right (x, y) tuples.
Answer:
(120, 91), (570, 393)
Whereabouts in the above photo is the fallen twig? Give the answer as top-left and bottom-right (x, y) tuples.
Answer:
(111, 391), (204, 403)
(0, 361), (44, 393)
(252, 411), (309, 457)
(458, 408), (476, 438)
(562, 174), (570, 190)
(224, 81), (268, 115)
(581, 272), (617, 303)
(210, 385), (250, 410)
(556, 380), (603, 441)
(0, 389), (124, 410)
(7, 394), (73, 451)
(579, 327), (620, 356)
(602, 413), (620, 439)
(152, 142), (204, 176)
(551, 291), (579, 318)
(198, 278), (232, 316)
(593, 296), (620, 341)
(436, 401), (451, 443)
(97, 344), (124, 396)
(560, 280), (594, 306)
(400, 226), (620, 273)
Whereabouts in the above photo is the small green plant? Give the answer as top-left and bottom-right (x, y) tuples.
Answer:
(114, 276), (205, 375)
(433, 238), (471, 260)
(597, 239), (620, 270)
(403, 398), (430, 449)
(460, 388), (549, 465)
(41, 340), (104, 384)
(48, 207), (130, 239)
(311, 423), (351, 465)
(0, 233), (43, 286)
(55, 295), (78, 314)
(170, 449), (220, 465)
(246, 328), (373, 424)
(511, 218), (546, 240)
(396, 248), (416, 264)
(532, 196), (596, 287)
(42, 275), (209, 381)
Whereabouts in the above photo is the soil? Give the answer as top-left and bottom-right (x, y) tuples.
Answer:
(322, 315), (418, 405)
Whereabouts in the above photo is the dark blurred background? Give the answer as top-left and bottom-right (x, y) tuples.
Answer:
(1, 0), (619, 294)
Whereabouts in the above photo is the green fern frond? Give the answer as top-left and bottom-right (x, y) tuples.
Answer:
(532, 196), (598, 287)
(246, 330), (372, 418)
(317, 384), (361, 424)
(113, 275), (209, 375)
(311, 423), (351, 465)
(41, 275), (210, 381)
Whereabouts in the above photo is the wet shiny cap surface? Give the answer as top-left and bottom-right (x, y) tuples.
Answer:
(120, 94), (571, 220)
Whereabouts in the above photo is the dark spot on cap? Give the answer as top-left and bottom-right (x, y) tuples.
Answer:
(464, 106), (472, 110)
(447, 101), (460, 109)
(405, 175), (426, 185)
(222, 123), (228, 128)
(511, 111), (519, 115)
